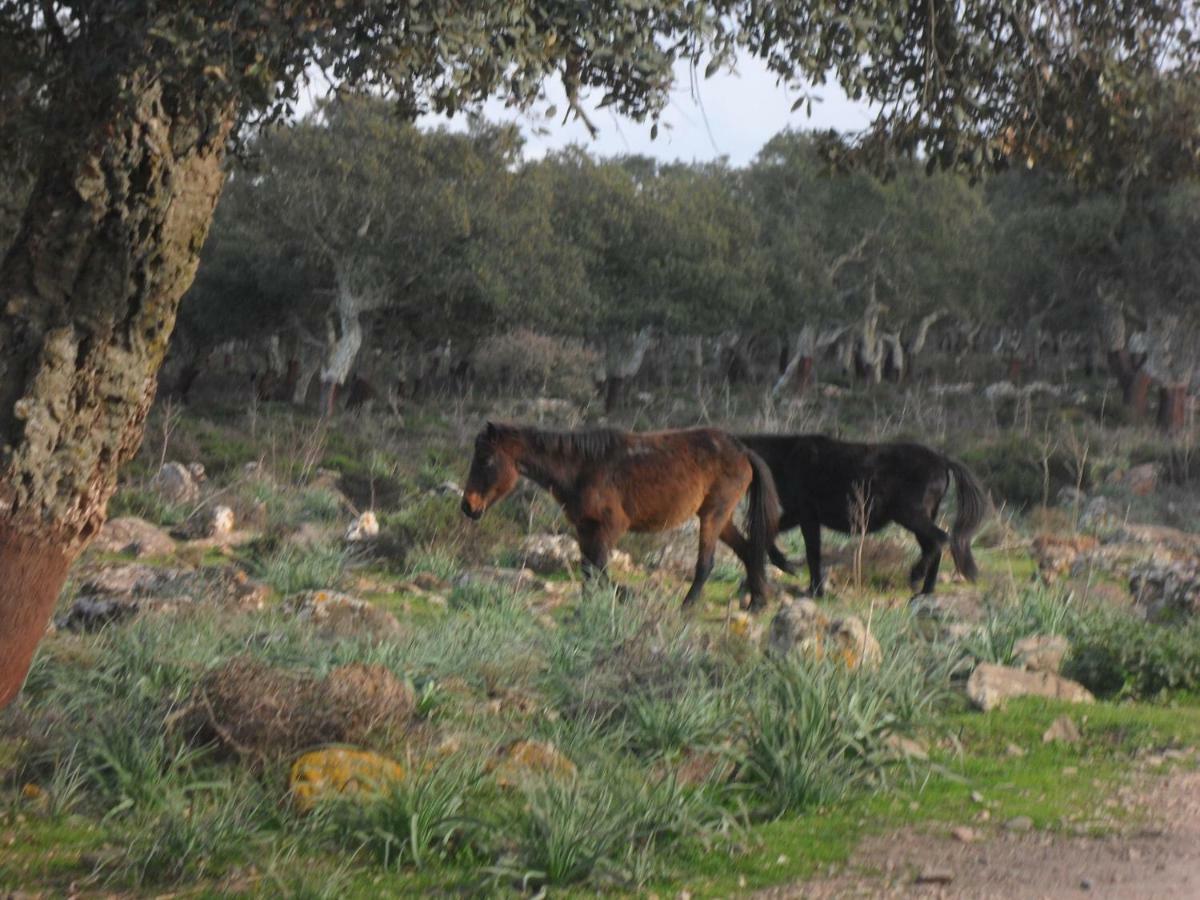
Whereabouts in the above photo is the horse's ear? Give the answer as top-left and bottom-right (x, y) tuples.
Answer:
(485, 421), (498, 439)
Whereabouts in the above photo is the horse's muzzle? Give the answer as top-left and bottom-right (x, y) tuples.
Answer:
(461, 497), (483, 520)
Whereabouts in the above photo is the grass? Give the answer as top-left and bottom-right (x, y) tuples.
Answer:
(6, 397), (1200, 897)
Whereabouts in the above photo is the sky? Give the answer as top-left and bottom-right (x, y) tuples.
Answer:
(301, 55), (873, 167)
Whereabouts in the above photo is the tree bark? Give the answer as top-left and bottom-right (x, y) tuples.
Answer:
(0, 70), (234, 706)
(602, 326), (655, 412)
(1157, 384), (1188, 434)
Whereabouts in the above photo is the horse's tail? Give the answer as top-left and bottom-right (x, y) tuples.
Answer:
(744, 448), (782, 586)
(946, 456), (988, 581)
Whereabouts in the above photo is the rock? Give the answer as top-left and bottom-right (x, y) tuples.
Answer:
(1042, 715), (1081, 744)
(1013, 634), (1070, 674)
(966, 663), (1094, 711)
(827, 616), (882, 670)
(1127, 462), (1161, 496)
(285, 590), (402, 640)
(186, 461), (207, 483)
(1130, 560), (1200, 621)
(92, 517), (175, 558)
(1031, 534), (1098, 581)
(728, 611), (762, 641)
(1079, 496), (1119, 531)
(766, 601), (881, 670)
(58, 563), (268, 630)
(885, 734), (929, 761)
(55, 596), (143, 632)
(344, 510), (380, 542)
(151, 461), (201, 505)
(672, 749), (734, 788)
(1120, 523), (1200, 554)
(915, 868), (954, 885)
(1057, 486), (1087, 508)
(645, 519), (738, 575)
(432, 480), (462, 497)
(1005, 743), (1027, 758)
(289, 747), (405, 813)
(518, 533), (633, 575)
(210, 505), (235, 536)
(950, 826), (978, 844)
(487, 739), (576, 788)
(1004, 815), (1034, 832)
(456, 566), (569, 597)
(173, 504), (237, 540)
(766, 599), (828, 659)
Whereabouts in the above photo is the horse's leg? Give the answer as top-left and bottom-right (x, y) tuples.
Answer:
(718, 523), (800, 577)
(683, 488), (742, 610)
(718, 520), (772, 610)
(895, 508), (949, 596)
(800, 518), (825, 597)
(578, 516), (631, 600)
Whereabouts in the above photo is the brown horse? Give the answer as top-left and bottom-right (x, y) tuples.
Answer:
(729, 434), (989, 598)
(460, 422), (781, 610)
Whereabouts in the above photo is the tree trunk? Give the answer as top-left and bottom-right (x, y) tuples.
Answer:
(602, 326), (655, 412)
(1129, 370), (1154, 420)
(1157, 384), (1188, 434)
(0, 71), (233, 707)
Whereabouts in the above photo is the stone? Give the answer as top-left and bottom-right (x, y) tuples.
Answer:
(151, 461), (201, 505)
(1130, 560), (1200, 621)
(1004, 815), (1034, 832)
(289, 748), (405, 813)
(951, 826), (978, 843)
(766, 601), (881, 670)
(1031, 534), (1097, 581)
(885, 734), (929, 761)
(915, 868), (954, 885)
(1127, 462), (1161, 496)
(1042, 715), (1082, 744)
(1013, 634), (1070, 674)
(518, 533), (633, 575)
(174, 504), (236, 540)
(1079, 496), (1119, 531)
(826, 616), (882, 670)
(1057, 486), (1087, 508)
(487, 739), (576, 788)
(766, 599), (828, 659)
(92, 517), (175, 558)
(344, 510), (380, 542)
(966, 663), (1094, 711)
(210, 505), (235, 536)
(285, 590), (402, 640)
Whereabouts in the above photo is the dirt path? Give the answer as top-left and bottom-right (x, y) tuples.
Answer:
(757, 770), (1200, 899)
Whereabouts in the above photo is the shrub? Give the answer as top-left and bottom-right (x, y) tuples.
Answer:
(472, 329), (599, 402)
(1064, 611), (1200, 699)
(961, 435), (1089, 510)
(250, 542), (355, 595)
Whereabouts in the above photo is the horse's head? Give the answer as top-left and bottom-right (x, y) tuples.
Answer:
(461, 422), (519, 520)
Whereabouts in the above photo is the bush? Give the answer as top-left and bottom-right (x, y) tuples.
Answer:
(473, 329), (599, 401)
(961, 435), (1089, 510)
(1064, 611), (1200, 699)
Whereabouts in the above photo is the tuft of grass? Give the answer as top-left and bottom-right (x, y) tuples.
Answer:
(250, 542), (355, 595)
(1064, 609), (1200, 699)
(314, 759), (485, 871)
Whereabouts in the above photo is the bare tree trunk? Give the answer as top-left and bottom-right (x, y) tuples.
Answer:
(773, 326), (816, 397)
(0, 72), (233, 706)
(1158, 384), (1188, 434)
(318, 268), (367, 416)
(602, 326), (655, 412)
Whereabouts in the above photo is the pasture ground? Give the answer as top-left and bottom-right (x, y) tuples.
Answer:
(2, 378), (1199, 897)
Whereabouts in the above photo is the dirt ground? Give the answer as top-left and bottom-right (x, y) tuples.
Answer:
(758, 770), (1200, 899)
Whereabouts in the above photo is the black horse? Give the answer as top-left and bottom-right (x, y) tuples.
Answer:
(732, 434), (989, 597)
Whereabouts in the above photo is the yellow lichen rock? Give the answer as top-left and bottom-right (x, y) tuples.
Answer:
(487, 739), (576, 788)
(289, 747), (405, 812)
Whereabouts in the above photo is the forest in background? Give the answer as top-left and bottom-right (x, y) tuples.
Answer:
(149, 96), (1200, 429)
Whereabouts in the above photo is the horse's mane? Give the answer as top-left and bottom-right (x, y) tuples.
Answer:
(494, 424), (626, 462)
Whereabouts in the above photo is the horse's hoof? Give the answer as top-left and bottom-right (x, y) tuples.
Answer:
(746, 596), (769, 614)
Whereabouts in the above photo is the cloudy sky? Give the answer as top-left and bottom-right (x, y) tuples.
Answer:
(303, 56), (873, 167)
